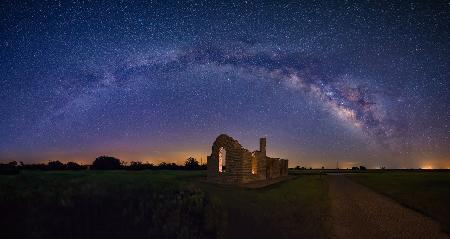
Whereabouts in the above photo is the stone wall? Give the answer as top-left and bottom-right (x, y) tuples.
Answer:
(207, 134), (288, 184)
(253, 151), (268, 180)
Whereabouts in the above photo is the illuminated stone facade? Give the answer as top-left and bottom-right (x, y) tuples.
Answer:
(207, 134), (288, 184)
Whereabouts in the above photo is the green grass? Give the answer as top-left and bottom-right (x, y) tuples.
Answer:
(0, 170), (212, 239)
(0, 170), (329, 239)
(348, 172), (450, 233)
(203, 175), (330, 238)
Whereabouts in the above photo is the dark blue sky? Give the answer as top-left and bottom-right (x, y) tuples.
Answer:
(1, 0), (449, 168)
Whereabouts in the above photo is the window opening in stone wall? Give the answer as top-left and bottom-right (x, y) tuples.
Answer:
(251, 152), (257, 174)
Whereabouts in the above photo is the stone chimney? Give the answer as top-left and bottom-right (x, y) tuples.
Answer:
(260, 138), (266, 155)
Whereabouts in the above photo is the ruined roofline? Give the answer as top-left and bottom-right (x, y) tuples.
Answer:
(216, 134), (271, 154)
(214, 134), (250, 153)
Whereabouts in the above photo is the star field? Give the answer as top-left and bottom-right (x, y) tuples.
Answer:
(0, 0), (449, 168)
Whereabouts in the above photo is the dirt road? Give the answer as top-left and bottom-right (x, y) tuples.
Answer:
(328, 175), (449, 239)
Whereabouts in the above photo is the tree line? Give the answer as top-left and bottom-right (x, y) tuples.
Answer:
(0, 156), (206, 174)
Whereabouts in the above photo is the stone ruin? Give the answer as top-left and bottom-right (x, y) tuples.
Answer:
(207, 134), (288, 184)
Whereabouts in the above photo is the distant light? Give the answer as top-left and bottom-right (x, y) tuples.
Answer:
(422, 165), (433, 169)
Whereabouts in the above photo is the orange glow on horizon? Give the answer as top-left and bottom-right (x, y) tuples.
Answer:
(421, 165), (433, 170)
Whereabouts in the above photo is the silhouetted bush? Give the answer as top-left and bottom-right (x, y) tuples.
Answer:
(125, 161), (156, 170)
(351, 166), (359, 170)
(199, 163), (207, 170)
(293, 166), (308, 170)
(19, 163), (47, 170)
(91, 156), (122, 170)
(14, 158), (207, 171)
(359, 166), (367, 170)
(47, 161), (66, 170)
(142, 162), (155, 170)
(126, 161), (143, 170)
(184, 157), (200, 170)
(0, 162), (19, 175)
(66, 162), (85, 170)
(157, 162), (181, 170)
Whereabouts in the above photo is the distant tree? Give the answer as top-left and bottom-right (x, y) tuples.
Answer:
(143, 162), (155, 170)
(359, 166), (367, 170)
(184, 157), (200, 170)
(127, 161), (144, 170)
(66, 162), (84, 170)
(167, 163), (180, 170)
(121, 161), (157, 170)
(47, 160), (66, 170)
(21, 163), (46, 170)
(156, 162), (181, 170)
(0, 162), (19, 175)
(91, 156), (122, 170)
(199, 163), (207, 170)
(351, 166), (359, 170)
(158, 162), (168, 169)
(295, 166), (301, 170)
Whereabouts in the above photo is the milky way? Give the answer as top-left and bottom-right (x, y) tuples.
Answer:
(172, 44), (401, 145)
(1, 1), (449, 168)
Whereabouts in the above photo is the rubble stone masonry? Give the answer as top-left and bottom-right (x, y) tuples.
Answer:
(207, 134), (288, 184)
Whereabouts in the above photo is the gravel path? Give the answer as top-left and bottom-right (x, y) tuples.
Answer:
(328, 175), (449, 239)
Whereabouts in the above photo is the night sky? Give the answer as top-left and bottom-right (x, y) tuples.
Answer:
(1, 0), (449, 168)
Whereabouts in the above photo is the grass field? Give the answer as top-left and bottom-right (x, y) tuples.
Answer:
(204, 175), (330, 238)
(0, 170), (329, 239)
(348, 172), (450, 233)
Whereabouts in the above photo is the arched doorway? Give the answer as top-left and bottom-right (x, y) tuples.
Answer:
(218, 147), (226, 172)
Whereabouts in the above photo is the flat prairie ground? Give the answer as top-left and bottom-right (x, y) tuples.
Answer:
(0, 170), (449, 239)
(0, 170), (329, 239)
